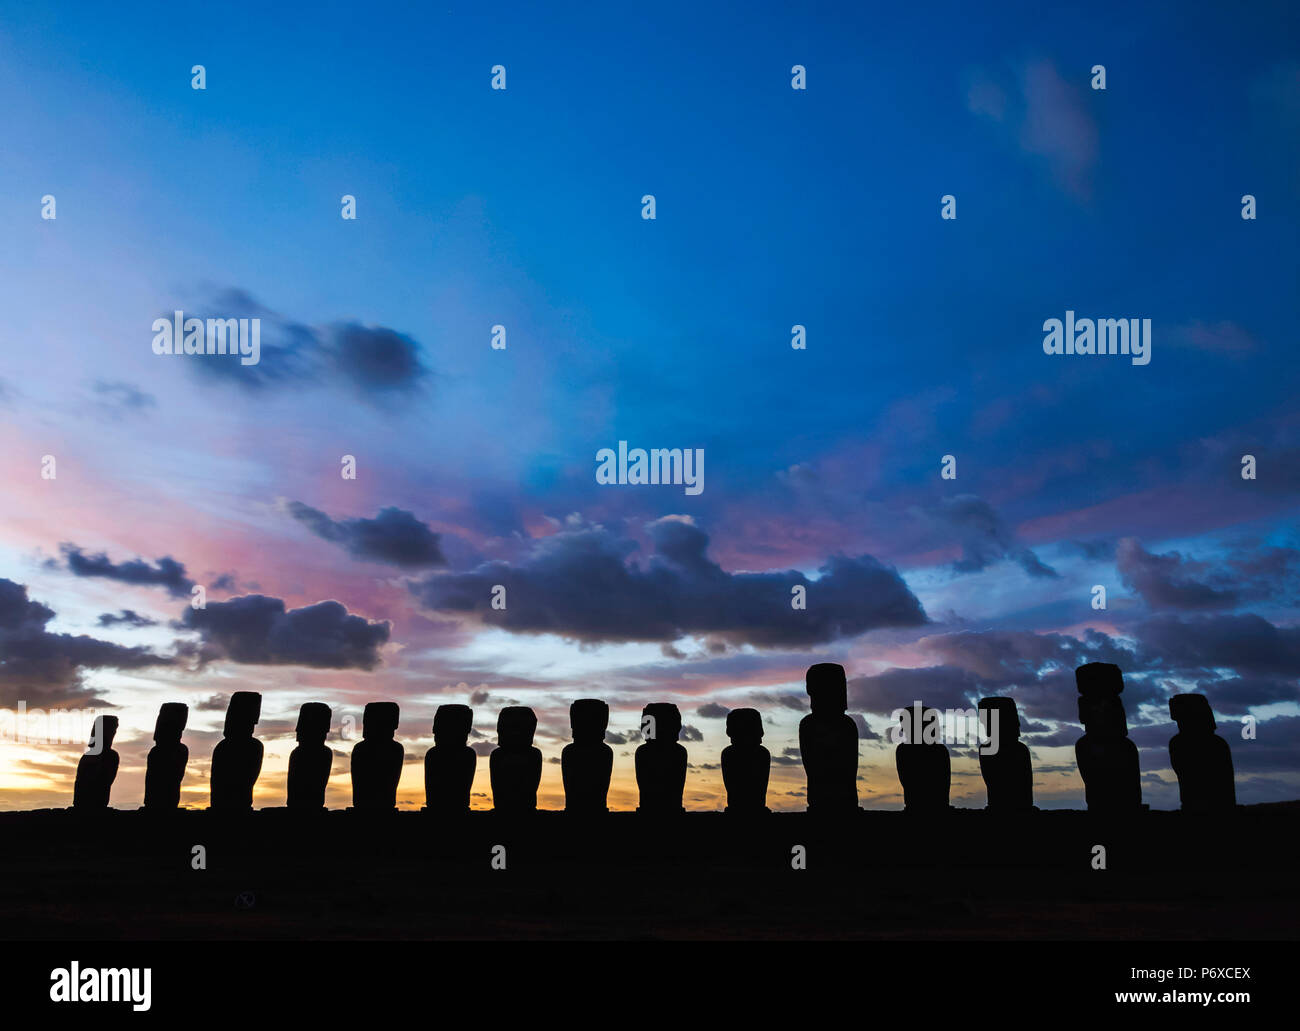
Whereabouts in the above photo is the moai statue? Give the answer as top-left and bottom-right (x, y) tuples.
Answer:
(351, 701), (404, 811)
(72, 715), (120, 809)
(895, 704), (951, 812)
(424, 703), (477, 813)
(210, 691), (264, 811)
(635, 702), (688, 814)
(721, 708), (770, 814)
(143, 702), (189, 810)
(977, 697), (1034, 811)
(561, 699), (613, 813)
(1074, 662), (1141, 813)
(1168, 693), (1235, 812)
(799, 663), (859, 814)
(490, 706), (542, 813)
(286, 702), (332, 810)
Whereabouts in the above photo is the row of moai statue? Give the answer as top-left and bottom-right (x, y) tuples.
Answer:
(71, 661), (1235, 814)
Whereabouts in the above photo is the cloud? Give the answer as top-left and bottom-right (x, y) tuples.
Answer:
(285, 502), (446, 568)
(180, 594), (391, 670)
(1137, 613), (1300, 680)
(1169, 321), (1259, 355)
(96, 609), (158, 629)
(410, 518), (927, 647)
(1116, 537), (1240, 610)
(0, 579), (173, 707)
(91, 380), (156, 414)
(59, 544), (195, 598)
(696, 703), (729, 718)
(931, 495), (1058, 578)
(180, 288), (430, 401)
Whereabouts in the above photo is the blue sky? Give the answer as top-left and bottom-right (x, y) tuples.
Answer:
(0, 0), (1297, 810)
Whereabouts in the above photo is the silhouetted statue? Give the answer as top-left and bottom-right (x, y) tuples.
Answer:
(1074, 662), (1141, 813)
(143, 702), (189, 810)
(1169, 693), (1235, 812)
(287, 702), (332, 810)
(351, 701), (404, 811)
(978, 697), (1033, 811)
(561, 699), (613, 813)
(721, 708), (770, 814)
(72, 716), (119, 809)
(895, 704), (951, 812)
(424, 704), (477, 813)
(799, 663), (859, 814)
(635, 702), (688, 814)
(210, 691), (264, 811)
(490, 706), (542, 812)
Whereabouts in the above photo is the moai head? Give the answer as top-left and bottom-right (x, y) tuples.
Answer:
(642, 702), (682, 744)
(1078, 693), (1128, 737)
(806, 663), (848, 714)
(570, 699), (609, 744)
(978, 697), (1021, 742)
(295, 702), (331, 745)
(1170, 693), (1215, 735)
(497, 706), (538, 748)
(362, 701), (400, 740)
(898, 703), (938, 744)
(1075, 662), (1124, 697)
(223, 691), (262, 737)
(725, 708), (763, 747)
(154, 702), (188, 743)
(88, 715), (119, 752)
(433, 704), (473, 747)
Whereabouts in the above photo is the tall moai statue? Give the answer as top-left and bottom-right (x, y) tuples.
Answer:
(895, 704), (951, 812)
(799, 663), (859, 814)
(286, 702), (332, 810)
(977, 697), (1033, 811)
(721, 708), (770, 814)
(490, 706), (542, 813)
(210, 691), (264, 811)
(73, 715), (120, 809)
(143, 702), (189, 810)
(424, 703), (477, 813)
(1074, 662), (1141, 813)
(561, 699), (613, 813)
(351, 701), (404, 811)
(635, 702), (688, 814)
(1168, 693), (1235, 812)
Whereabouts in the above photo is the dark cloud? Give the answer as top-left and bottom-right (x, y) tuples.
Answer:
(181, 288), (430, 401)
(1116, 537), (1239, 609)
(696, 703), (729, 718)
(92, 379), (156, 413)
(181, 595), (391, 670)
(1137, 613), (1300, 679)
(681, 724), (704, 742)
(1193, 676), (1298, 715)
(0, 579), (174, 707)
(411, 518), (926, 647)
(286, 502), (445, 568)
(849, 665), (984, 715)
(470, 689), (490, 705)
(60, 544), (195, 598)
(932, 495), (1058, 579)
(96, 609), (158, 629)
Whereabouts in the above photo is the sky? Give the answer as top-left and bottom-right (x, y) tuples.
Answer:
(1, 0), (1298, 811)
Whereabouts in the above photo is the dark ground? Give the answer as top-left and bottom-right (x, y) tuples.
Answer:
(2, 802), (1297, 940)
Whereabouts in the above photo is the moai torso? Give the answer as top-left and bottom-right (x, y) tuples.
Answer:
(896, 742), (951, 810)
(143, 703), (189, 810)
(1075, 664), (1141, 813)
(491, 706), (542, 812)
(424, 704), (477, 812)
(562, 699), (613, 813)
(635, 702), (687, 813)
(978, 698), (1034, 811)
(73, 717), (120, 809)
(1168, 694), (1235, 812)
(722, 708), (770, 813)
(287, 703), (332, 810)
(210, 692), (265, 811)
(800, 663), (859, 814)
(351, 702), (404, 810)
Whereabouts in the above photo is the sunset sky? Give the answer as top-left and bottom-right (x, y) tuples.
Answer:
(1, 1), (1297, 811)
